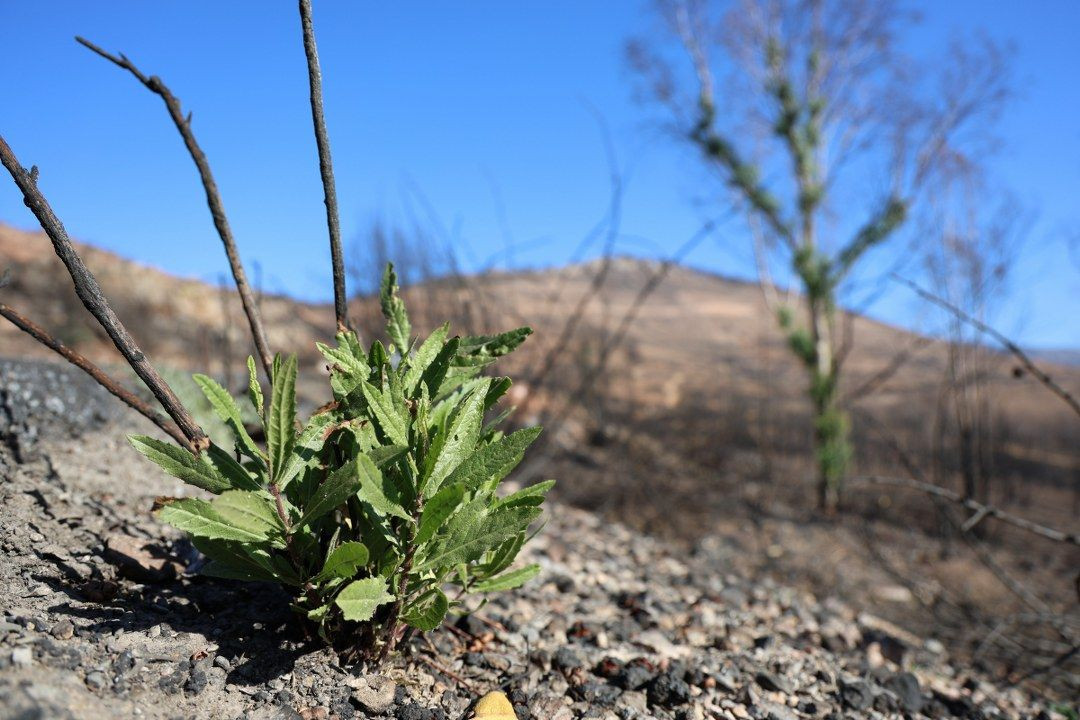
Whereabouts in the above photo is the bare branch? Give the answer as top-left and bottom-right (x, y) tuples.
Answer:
(0, 135), (208, 452)
(0, 301), (190, 449)
(75, 36), (275, 378)
(894, 274), (1080, 418)
(852, 475), (1080, 547)
(298, 0), (348, 333)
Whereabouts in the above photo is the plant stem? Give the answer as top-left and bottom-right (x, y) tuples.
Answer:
(297, 0), (349, 333)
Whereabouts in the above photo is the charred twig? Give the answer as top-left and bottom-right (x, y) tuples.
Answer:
(75, 36), (275, 378)
(852, 475), (1080, 547)
(298, 0), (348, 333)
(894, 274), (1080, 418)
(0, 135), (209, 452)
(0, 302), (190, 449)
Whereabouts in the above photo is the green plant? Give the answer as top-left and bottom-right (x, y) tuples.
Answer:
(130, 264), (550, 660)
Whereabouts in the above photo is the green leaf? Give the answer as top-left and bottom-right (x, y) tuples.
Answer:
(335, 576), (394, 622)
(420, 336), (460, 398)
(445, 426), (542, 493)
(361, 380), (408, 446)
(456, 327), (532, 365)
(157, 498), (267, 542)
(479, 532), (526, 576)
(472, 564), (541, 593)
(211, 490), (284, 541)
(295, 462), (361, 530)
(194, 537), (300, 586)
(422, 379), (490, 496)
(128, 435), (230, 494)
(193, 374), (264, 463)
(414, 505), (540, 572)
(246, 356), (264, 417)
(493, 479), (555, 510)
(402, 588), (449, 631)
(415, 484), (464, 546)
(403, 323), (449, 393)
(356, 453), (412, 521)
(318, 340), (369, 399)
(314, 541), (369, 583)
(367, 444), (408, 468)
(276, 412), (336, 491)
(205, 443), (262, 491)
(380, 263), (412, 352)
(267, 354), (298, 482)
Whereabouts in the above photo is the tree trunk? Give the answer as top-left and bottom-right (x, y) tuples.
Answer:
(809, 298), (845, 514)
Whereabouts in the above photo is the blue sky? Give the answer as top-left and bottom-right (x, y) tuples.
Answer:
(1, 1), (1078, 348)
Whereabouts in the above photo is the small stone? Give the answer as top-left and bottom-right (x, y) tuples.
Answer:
(85, 671), (107, 691)
(838, 678), (873, 711)
(552, 647), (583, 672)
(49, 619), (74, 640)
(755, 671), (792, 694)
(884, 672), (923, 714)
(10, 647), (32, 666)
(214, 655), (232, 672)
(395, 703), (428, 720)
(351, 675), (397, 714)
(646, 672), (691, 709)
(185, 668), (209, 696)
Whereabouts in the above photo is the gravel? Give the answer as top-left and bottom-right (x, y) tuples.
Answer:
(0, 358), (1064, 719)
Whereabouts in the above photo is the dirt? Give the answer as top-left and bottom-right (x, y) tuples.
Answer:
(0, 357), (1069, 719)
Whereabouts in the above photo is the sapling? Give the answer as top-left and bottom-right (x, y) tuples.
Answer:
(131, 265), (549, 659)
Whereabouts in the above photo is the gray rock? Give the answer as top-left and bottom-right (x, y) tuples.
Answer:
(350, 675), (397, 714)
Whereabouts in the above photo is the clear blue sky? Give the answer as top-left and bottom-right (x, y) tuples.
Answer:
(1, 1), (1078, 348)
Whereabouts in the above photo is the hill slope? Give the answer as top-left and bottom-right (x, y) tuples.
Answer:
(2, 223), (1078, 698)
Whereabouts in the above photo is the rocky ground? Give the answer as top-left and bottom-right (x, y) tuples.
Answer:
(0, 358), (1067, 720)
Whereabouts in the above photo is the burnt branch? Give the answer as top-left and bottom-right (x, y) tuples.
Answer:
(298, 0), (348, 333)
(852, 475), (1080, 547)
(75, 36), (275, 378)
(0, 135), (209, 451)
(895, 274), (1080, 418)
(0, 302), (190, 449)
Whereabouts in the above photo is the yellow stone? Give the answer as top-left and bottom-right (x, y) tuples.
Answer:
(474, 690), (517, 719)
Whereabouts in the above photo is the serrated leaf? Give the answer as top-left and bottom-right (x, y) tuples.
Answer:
(402, 588), (449, 631)
(277, 412), (336, 491)
(493, 479), (555, 510)
(422, 379), (490, 496)
(380, 263), (411, 352)
(211, 490), (284, 540)
(445, 426), (542, 493)
(194, 537), (300, 585)
(421, 336), (460, 398)
(314, 541), (369, 583)
(205, 443), (262, 491)
(456, 327), (532, 365)
(480, 532), (526, 576)
(295, 461), (361, 530)
(247, 356), (264, 417)
(414, 505), (540, 573)
(335, 576), (394, 622)
(403, 324), (449, 393)
(472, 563), (541, 593)
(361, 380), (408, 446)
(128, 435), (230, 494)
(157, 498), (267, 542)
(415, 484), (464, 546)
(268, 354), (298, 482)
(193, 374), (264, 463)
(356, 453), (412, 521)
(367, 444), (408, 468)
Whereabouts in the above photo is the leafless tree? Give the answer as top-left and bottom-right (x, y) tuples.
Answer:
(628, 0), (1012, 512)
